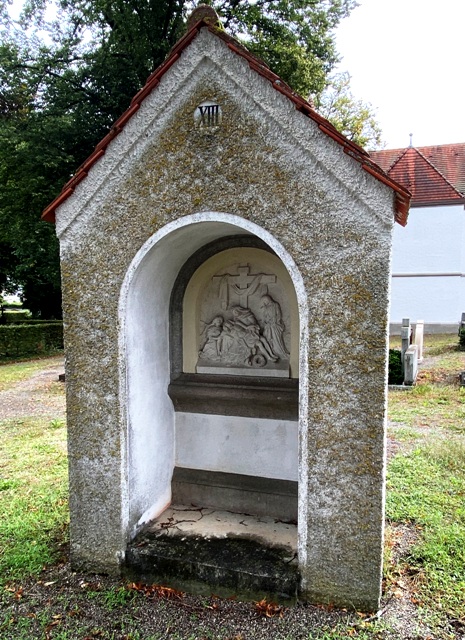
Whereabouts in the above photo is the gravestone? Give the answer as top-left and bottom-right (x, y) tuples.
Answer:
(42, 6), (410, 611)
(404, 344), (419, 385)
(401, 318), (411, 366)
(413, 319), (424, 363)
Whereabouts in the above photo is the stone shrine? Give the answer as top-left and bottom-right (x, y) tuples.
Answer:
(42, 6), (410, 610)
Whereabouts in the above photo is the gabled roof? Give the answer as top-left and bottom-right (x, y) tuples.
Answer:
(370, 143), (465, 207)
(42, 7), (411, 225)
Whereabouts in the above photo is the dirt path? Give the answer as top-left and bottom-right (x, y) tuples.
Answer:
(0, 357), (66, 421)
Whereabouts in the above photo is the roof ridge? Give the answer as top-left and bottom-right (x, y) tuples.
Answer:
(385, 147), (410, 173)
(417, 141), (465, 151)
(41, 15), (410, 225)
(414, 147), (464, 197)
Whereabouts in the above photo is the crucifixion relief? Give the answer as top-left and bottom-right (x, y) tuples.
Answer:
(213, 264), (276, 309)
(198, 262), (290, 376)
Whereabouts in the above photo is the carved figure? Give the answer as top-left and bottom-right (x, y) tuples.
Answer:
(224, 306), (278, 365)
(198, 306), (281, 369)
(260, 295), (289, 358)
(199, 316), (225, 359)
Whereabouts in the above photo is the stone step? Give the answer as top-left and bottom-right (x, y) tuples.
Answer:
(125, 531), (299, 602)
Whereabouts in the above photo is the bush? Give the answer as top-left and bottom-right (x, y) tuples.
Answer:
(5, 317), (62, 325)
(0, 323), (63, 358)
(388, 348), (403, 385)
(2, 310), (31, 323)
(459, 327), (465, 351)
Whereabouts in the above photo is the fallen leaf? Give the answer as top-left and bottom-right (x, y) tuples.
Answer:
(126, 582), (184, 599)
(254, 598), (284, 618)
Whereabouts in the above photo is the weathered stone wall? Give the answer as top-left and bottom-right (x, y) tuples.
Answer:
(57, 27), (395, 609)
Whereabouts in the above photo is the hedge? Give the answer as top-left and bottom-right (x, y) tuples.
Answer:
(1, 311), (64, 324)
(388, 348), (403, 385)
(4, 317), (63, 325)
(459, 327), (465, 351)
(0, 323), (64, 358)
(1, 310), (30, 323)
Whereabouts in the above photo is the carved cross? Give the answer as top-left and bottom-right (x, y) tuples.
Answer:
(214, 264), (276, 308)
(229, 266), (256, 292)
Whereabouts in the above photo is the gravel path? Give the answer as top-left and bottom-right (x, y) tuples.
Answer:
(0, 357), (65, 421)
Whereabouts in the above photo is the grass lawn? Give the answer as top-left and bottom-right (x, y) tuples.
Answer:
(386, 333), (465, 631)
(0, 416), (68, 584)
(0, 335), (464, 639)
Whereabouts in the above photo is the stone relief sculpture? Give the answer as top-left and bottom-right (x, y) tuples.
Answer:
(199, 316), (225, 359)
(199, 306), (278, 368)
(213, 265), (276, 310)
(197, 263), (290, 375)
(260, 295), (289, 358)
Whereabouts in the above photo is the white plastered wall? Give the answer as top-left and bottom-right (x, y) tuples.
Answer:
(390, 203), (465, 323)
(119, 213), (308, 546)
(175, 414), (298, 481)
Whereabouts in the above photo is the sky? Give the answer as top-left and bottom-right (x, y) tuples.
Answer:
(335, 0), (465, 149)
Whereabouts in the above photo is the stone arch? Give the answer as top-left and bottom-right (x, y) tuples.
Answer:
(119, 212), (309, 557)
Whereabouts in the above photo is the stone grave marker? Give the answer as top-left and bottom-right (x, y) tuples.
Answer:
(401, 317), (411, 365)
(413, 319), (424, 363)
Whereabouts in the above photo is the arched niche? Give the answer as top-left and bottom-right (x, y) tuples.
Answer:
(168, 235), (300, 521)
(119, 214), (308, 540)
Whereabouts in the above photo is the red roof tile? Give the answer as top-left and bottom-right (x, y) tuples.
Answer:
(369, 148), (404, 173)
(420, 143), (465, 195)
(370, 144), (465, 207)
(42, 15), (411, 225)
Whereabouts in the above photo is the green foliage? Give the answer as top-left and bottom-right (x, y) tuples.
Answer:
(388, 348), (403, 385)
(1, 309), (30, 323)
(0, 322), (63, 358)
(3, 315), (62, 324)
(218, 1), (356, 98)
(102, 586), (136, 609)
(0, 0), (359, 318)
(0, 416), (68, 585)
(386, 442), (465, 616)
(313, 72), (383, 148)
(459, 327), (465, 351)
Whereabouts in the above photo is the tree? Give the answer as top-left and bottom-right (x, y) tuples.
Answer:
(214, 0), (356, 97)
(0, 41), (73, 317)
(0, 0), (357, 316)
(313, 71), (383, 149)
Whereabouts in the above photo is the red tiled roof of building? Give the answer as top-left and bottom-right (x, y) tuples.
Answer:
(370, 143), (465, 207)
(42, 13), (411, 225)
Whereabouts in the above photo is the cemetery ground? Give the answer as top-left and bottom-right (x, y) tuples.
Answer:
(0, 337), (464, 640)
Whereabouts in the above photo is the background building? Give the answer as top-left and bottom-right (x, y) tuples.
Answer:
(371, 143), (465, 331)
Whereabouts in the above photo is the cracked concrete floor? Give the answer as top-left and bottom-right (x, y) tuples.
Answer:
(145, 504), (298, 552)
